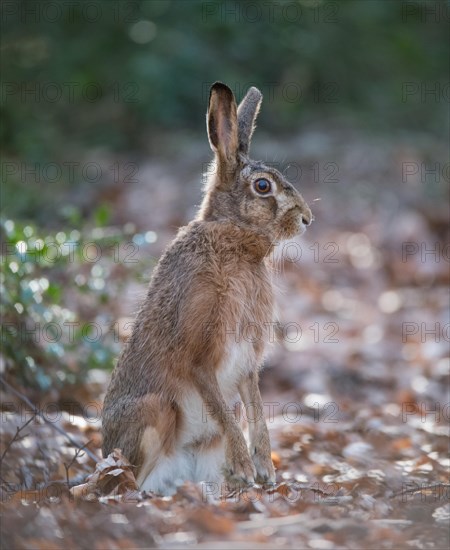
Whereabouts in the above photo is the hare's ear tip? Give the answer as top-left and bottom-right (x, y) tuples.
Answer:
(248, 86), (263, 99)
(245, 87), (263, 103)
(210, 81), (233, 95)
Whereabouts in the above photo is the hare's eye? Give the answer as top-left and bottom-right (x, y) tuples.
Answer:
(254, 178), (271, 195)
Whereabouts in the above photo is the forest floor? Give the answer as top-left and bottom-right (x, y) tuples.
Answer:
(1, 127), (449, 549)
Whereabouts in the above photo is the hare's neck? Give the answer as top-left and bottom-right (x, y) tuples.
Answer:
(234, 228), (274, 262)
(202, 221), (273, 263)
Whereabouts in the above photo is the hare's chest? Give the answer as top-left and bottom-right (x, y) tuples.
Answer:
(217, 275), (274, 399)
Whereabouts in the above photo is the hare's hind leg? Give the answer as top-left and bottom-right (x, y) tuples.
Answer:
(135, 426), (165, 488)
(135, 395), (179, 493)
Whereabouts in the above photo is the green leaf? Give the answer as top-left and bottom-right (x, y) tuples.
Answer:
(94, 204), (111, 227)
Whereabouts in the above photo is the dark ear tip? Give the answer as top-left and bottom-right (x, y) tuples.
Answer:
(210, 81), (234, 98)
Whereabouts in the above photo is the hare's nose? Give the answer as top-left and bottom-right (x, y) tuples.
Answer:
(302, 215), (312, 226)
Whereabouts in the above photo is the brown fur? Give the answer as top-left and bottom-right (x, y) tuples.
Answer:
(102, 82), (312, 491)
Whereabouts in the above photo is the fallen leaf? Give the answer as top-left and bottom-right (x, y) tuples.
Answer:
(70, 449), (138, 502)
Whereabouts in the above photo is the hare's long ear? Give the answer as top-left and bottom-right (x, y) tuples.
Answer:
(237, 87), (262, 155)
(207, 83), (239, 171)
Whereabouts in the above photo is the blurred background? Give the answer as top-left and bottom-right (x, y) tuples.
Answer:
(2, 0), (448, 393)
(1, 0), (449, 545)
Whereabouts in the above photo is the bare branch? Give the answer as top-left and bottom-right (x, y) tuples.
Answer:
(0, 414), (36, 465)
(0, 376), (99, 462)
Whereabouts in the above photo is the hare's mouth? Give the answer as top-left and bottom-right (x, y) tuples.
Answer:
(280, 207), (305, 238)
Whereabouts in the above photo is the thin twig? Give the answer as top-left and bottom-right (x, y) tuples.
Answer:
(64, 443), (91, 489)
(391, 483), (450, 499)
(0, 414), (36, 464)
(49, 472), (88, 488)
(0, 376), (99, 462)
(1, 472), (88, 493)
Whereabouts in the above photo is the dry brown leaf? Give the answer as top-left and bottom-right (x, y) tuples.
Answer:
(271, 451), (282, 469)
(70, 448), (138, 502)
(188, 507), (235, 534)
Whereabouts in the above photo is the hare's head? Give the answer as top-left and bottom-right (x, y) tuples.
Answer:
(198, 82), (312, 243)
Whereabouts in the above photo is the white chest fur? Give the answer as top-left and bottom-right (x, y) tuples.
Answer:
(217, 336), (257, 400)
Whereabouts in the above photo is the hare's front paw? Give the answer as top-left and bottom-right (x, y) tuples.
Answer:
(224, 444), (256, 485)
(252, 447), (276, 484)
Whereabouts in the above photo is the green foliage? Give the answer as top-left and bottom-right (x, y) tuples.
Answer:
(1, 0), (447, 164)
(0, 217), (149, 391)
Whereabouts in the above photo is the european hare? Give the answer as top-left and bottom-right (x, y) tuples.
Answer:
(102, 82), (312, 495)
